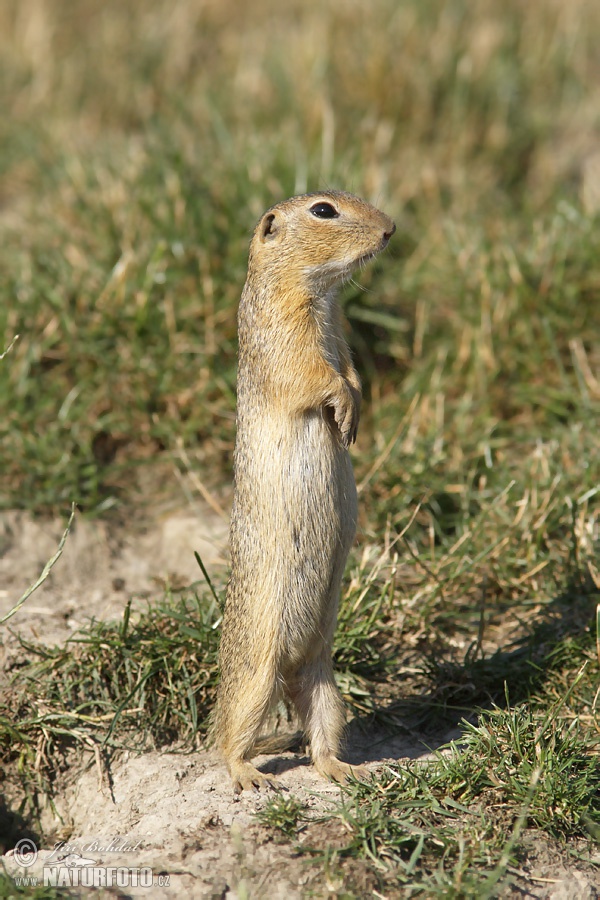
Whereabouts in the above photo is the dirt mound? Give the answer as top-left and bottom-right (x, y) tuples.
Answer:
(0, 505), (228, 646)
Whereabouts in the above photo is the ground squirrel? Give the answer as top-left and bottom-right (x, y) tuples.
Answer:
(214, 190), (395, 792)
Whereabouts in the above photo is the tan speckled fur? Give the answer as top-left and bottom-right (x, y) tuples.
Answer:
(214, 191), (395, 792)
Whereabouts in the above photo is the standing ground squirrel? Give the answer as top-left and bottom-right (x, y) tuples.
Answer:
(214, 190), (395, 792)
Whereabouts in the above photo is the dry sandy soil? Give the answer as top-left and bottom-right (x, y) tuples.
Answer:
(0, 504), (598, 898)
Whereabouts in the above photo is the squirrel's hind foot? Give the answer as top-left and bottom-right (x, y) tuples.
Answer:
(314, 757), (368, 785)
(230, 760), (280, 794)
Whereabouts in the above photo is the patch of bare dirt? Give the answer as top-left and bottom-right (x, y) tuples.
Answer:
(500, 832), (600, 899)
(3, 747), (330, 898)
(0, 502), (228, 647)
(1, 735), (436, 897)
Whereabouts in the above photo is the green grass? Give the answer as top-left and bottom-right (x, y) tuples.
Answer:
(1, 0), (600, 894)
(258, 702), (599, 897)
(0, 592), (220, 825)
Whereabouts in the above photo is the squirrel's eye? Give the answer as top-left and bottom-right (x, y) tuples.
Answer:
(309, 202), (339, 219)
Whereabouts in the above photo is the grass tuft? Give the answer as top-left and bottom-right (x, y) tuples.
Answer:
(298, 703), (599, 896)
(255, 795), (310, 841)
(0, 592), (220, 819)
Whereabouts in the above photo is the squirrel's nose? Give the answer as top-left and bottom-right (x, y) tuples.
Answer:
(383, 223), (396, 241)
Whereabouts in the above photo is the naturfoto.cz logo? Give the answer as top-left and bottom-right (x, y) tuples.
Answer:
(43, 866), (159, 889)
(10, 838), (170, 890)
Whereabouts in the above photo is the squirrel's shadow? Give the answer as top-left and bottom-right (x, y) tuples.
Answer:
(0, 796), (40, 856)
(259, 575), (597, 775)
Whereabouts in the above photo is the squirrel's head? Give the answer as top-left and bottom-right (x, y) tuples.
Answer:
(248, 191), (395, 291)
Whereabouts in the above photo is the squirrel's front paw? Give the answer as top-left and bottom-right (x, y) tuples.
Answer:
(332, 382), (360, 447)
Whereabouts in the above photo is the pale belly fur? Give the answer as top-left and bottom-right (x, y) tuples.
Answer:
(229, 407), (357, 667)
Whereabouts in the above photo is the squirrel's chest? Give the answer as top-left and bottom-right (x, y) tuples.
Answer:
(236, 409), (350, 497)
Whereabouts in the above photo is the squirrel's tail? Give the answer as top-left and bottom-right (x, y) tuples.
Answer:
(253, 730), (305, 754)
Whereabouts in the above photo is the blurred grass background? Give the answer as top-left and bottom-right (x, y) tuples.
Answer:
(1, 0), (599, 518)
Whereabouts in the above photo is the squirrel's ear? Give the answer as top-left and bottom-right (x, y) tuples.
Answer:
(259, 212), (280, 242)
